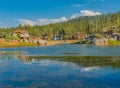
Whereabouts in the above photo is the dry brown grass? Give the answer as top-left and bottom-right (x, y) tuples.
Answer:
(0, 40), (79, 48)
(47, 40), (80, 46)
(0, 41), (37, 47)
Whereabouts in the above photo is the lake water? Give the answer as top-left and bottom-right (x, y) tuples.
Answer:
(0, 44), (120, 88)
(0, 44), (120, 56)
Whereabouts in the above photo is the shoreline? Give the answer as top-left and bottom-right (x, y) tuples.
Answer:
(0, 40), (120, 48)
(0, 40), (79, 48)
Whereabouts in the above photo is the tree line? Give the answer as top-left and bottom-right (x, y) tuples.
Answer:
(0, 11), (120, 40)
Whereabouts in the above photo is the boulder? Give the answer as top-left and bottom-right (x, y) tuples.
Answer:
(94, 38), (108, 46)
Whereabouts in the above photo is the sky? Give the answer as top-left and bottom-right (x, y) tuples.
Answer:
(0, 0), (120, 27)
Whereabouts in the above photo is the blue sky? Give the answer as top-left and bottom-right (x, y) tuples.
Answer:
(0, 0), (120, 27)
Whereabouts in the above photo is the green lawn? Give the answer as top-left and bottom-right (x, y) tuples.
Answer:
(108, 40), (120, 46)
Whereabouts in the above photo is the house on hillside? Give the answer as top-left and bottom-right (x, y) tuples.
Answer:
(71, 32), (86, 40)
(53, 35), (62, 40)
(11, 30), (30, 41)
(42, 34), (49, 40)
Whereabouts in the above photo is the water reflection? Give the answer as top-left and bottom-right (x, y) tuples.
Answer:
(0, 52), (120, 87)
(0, 44), (120, 56)
(1, 52), (120, 69)
(12, 55), (120, 69)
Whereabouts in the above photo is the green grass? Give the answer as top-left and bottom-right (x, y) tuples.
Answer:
(0, 42), (38, 48)
(108, 40), (120, 46)
(18, 42), (38, 47)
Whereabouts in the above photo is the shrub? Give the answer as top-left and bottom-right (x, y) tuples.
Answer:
(93, 33), (104, 38)
(5, 35), (19, 42)
(0, 32), (7, 38)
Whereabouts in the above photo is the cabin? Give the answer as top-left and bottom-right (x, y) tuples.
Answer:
(53, 35), (62, 40)
(71, 32), (86, 40)
(42, 34), (49, 40)
(11, 30), (30, 41)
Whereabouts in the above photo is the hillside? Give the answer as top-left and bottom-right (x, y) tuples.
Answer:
(0, 11), (120, 40)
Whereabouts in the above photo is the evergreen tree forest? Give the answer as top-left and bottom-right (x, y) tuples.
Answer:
(0, 11), (120, 40)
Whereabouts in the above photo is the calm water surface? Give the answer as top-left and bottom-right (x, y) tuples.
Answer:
(0, 44), (120, 56)
(0, 44), (120, 88)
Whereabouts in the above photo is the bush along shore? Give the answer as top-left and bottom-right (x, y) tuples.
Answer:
(14, 39), (120, 47)
(0, 38), (80, 48)
(0, 37), (120, 48)
(0, 29), (82, 47)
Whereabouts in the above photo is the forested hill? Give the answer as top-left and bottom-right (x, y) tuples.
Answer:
(0, 11), (120, 39)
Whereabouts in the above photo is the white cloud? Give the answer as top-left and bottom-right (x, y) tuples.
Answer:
(18, 10), (102, 26)
(71, 13), (81, 19)
(81, 10), (102, 16)
(18, 17), (67, 26)
(18, 19), (36, 26)
(72, 4), (87, 7)
(37, 17), (67, 25)
(71, 10), (102, 19)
